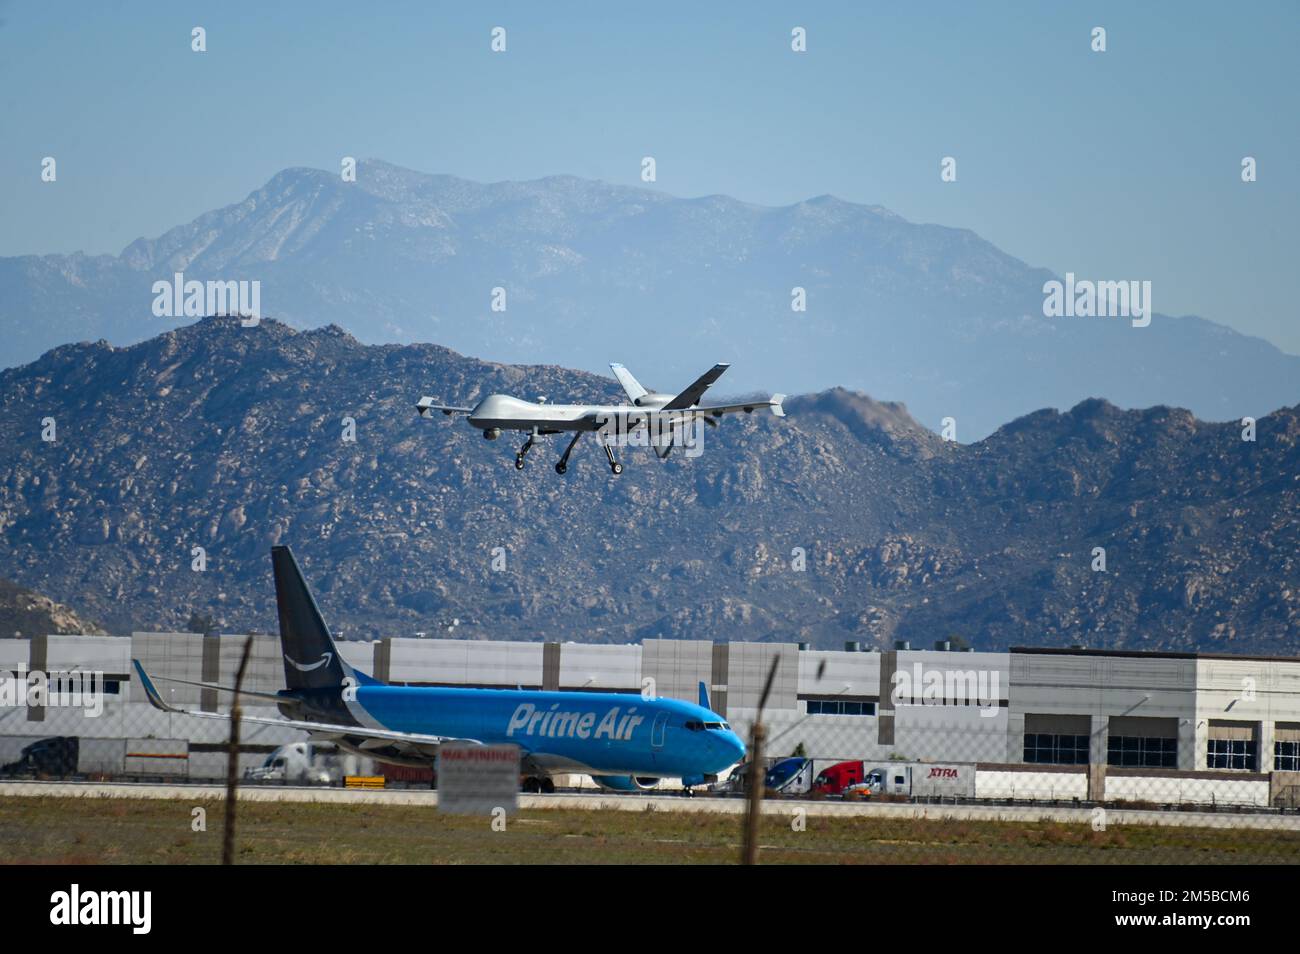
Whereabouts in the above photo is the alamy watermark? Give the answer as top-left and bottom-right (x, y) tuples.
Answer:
(50, 884), (150, 934)
(152, 271), (260, 326)
(0, 666), (105, 717)
(594, 412), (705, 459)
(1042, 272), (1151, 328)
(890, 663), (1001, 717)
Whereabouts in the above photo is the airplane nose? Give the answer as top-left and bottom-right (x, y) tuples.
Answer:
(724, 732), (746, 766)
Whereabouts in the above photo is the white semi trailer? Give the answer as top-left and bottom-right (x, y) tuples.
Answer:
(850, 762), (976, 799)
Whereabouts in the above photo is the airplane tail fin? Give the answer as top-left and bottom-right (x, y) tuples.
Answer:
(272, 546), (358, 692)
(610, 363), (648, 404)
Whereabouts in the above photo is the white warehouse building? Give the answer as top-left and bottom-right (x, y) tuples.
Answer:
(2, 633), (1298, 807)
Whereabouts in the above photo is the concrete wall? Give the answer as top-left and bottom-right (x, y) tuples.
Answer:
(558, 642), (642, 692)
(1105, 771), (1270, 808)
(642, 638), (712, 705)
(895, 704), (1009, 765)
(975, 766), (1088, 801)
(383, 637), (544, 687)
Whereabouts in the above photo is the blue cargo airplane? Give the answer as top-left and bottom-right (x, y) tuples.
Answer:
(132, 546), (745, 793)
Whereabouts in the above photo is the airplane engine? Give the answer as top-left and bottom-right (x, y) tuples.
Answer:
(591, 774), (660, 792)
(483, 427), (502, 440)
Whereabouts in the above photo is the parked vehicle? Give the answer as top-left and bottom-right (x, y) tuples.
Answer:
(840, 762), (975, 799)
(378, 762), (435, 789)
(244, 742), (338, 784)
(1, 736), (79, 776)
(763, 756), (813, 795)
(710, 761), (751, 794)
(717, 761), (756, 793)
(811, 759), (868, 796)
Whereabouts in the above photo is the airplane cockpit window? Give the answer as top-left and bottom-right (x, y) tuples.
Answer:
(684, 720), (704, 731)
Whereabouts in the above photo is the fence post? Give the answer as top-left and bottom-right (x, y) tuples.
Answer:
(222, 636), (254, 865)
(741, 657), (781, 865)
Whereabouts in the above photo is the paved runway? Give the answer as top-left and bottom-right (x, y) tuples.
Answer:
(2, 780), (1296, 830)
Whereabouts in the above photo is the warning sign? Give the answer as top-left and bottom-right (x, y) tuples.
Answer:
(436, 743), (521, 815)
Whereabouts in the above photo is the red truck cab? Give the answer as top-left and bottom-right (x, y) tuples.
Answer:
(811, 760), (865, 795)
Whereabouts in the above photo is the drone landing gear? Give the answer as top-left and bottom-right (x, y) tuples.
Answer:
(515, 432), (538, 470)
(603, 442), (624, 475)
(555, 432), (583, 475)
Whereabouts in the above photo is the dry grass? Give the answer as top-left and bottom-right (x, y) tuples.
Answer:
(1, 796), (1297, 865)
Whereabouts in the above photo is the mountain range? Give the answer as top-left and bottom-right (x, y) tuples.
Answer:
(3, 160), (1298, 439)
(0, 316), (1295, 653)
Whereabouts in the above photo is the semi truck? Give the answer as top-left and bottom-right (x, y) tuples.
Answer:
(1, 736), (79, 776)
(813, 760), (975, 799)
(763, 757), (814, 795)
(244, 742), (371, 784)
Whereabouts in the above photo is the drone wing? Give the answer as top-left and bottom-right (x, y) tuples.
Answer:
(416, 396), (474, 417)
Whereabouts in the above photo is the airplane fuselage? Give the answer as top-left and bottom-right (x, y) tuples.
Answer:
(288, 683), (745, 781)
(468, 394), (688, 433)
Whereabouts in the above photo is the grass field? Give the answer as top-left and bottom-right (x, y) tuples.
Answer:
(2, 797), (1298, 864)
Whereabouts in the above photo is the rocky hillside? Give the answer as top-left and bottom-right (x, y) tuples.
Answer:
(0, 316), (1296, 653)
(0, 579), (105, 638)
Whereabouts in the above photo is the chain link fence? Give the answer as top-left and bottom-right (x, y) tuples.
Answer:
(3, 632), (1299, 863)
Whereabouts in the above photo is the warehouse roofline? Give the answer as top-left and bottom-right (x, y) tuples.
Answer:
(1010, 646), (1300, 664)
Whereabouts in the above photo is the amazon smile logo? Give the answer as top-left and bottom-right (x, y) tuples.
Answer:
(284, 652), (332, 672)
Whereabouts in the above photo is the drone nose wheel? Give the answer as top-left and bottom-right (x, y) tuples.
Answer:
(555, 462), (567, 475)
(515, 454), (526, 470)
(602, 441), (624, 475)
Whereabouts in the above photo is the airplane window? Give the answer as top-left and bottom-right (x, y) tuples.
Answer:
(684, 720), (704, 731)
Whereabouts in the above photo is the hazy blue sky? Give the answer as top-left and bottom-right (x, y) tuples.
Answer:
(2, 1), (1296, 353)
